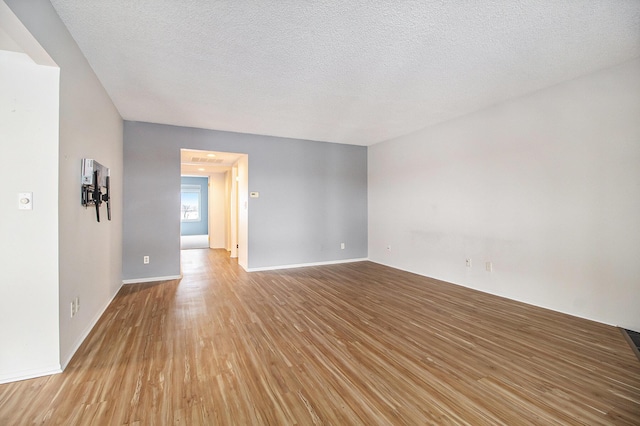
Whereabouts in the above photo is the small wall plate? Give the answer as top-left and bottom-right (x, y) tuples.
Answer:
(18, 192), (33, 210)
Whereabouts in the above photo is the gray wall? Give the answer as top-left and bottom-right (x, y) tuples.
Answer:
(123, 121), (367, 280)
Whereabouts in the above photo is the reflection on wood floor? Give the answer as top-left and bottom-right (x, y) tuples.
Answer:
(180, 234), (209, 250)
(1, 249), (638, 424)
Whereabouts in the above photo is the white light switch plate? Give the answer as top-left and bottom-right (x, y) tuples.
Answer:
(18, 192), (33, 210)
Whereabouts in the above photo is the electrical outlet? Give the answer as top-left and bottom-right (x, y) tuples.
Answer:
(340, 242), (345, 250)
(465, 259), (472, 267)
(70, 297), (80, 318)
(486, 262), (492, 272)
(143, 256), (149, 264)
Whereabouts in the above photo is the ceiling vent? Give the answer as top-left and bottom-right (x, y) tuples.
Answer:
(190, 157), (223, 164)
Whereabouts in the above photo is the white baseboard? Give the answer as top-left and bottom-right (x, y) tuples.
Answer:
(246, 258), (369, 272)
(0, 365), (62, 385)
(122, 275), (182, 285)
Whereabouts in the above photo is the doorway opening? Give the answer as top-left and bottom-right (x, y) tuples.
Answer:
(180, 149), (249, 268)
(180, 175), (209, 249)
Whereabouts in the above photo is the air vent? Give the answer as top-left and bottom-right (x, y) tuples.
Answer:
(190, 157), (223, 164)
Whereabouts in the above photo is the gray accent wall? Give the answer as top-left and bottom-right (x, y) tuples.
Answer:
(123, 121), (367, 280)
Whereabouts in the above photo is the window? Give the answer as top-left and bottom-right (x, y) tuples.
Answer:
(181, 184), (201, 222)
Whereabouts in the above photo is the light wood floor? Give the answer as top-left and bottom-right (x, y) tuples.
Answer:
(1, 249), (638, 425)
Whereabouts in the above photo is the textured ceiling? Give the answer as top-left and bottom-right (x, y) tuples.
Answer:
(50, 0), (640, 146)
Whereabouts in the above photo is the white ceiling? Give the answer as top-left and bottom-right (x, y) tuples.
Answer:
(50, 0), (640, 146)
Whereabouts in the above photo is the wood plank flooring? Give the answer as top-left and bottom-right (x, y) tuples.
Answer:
(1, 249), (638, 424)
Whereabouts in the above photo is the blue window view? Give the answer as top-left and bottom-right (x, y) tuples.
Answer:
(181, 185), (200, 221)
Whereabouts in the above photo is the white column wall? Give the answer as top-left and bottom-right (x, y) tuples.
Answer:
(208, 173), (227, 249)
(0, 50), (61, 382)
(237, 155), (249, 269)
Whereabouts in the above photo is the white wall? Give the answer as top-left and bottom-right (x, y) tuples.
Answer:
(208, 173), (227, 249)
(237, 155), (249, 269)
(4, 0), (124, 375)
(230, 165), (238, 258)
(224, 170), (232, 251)
(0, 50), (60, 383)
(369, 59), (640, 332)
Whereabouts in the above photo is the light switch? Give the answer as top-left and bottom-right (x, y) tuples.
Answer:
(18, 192), (33, 210)
(250, 192), (259, 198)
